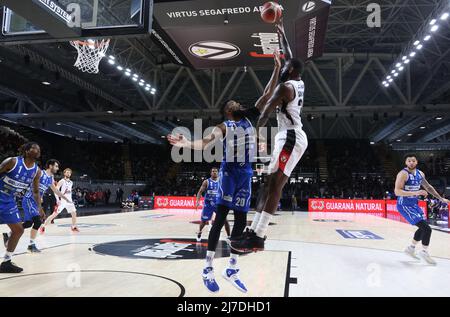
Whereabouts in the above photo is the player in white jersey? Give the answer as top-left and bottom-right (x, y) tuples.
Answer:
(40, 168), (79, 233)
(232, 20), (308, 252)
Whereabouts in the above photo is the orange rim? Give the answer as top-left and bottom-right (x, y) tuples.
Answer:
(71, 39), (110, 47)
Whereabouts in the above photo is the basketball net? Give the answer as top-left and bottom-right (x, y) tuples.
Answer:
(70, 39), (110, 74)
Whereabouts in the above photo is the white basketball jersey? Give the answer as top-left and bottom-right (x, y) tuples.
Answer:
(59, 179), (73, 202)
(277, 79), (305, 131)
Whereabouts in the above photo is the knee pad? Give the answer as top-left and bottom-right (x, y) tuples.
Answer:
(32, 216), (42, 230)
(23, 221), (33, 229)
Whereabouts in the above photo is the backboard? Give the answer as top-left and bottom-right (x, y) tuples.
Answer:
(0, 0), (153, 44)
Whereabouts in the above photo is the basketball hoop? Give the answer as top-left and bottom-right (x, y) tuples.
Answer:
(70, 39), (110, 74)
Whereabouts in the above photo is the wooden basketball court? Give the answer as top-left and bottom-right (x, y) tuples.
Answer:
(1, 209), (449, 297)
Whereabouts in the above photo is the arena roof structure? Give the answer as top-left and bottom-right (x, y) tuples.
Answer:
(0, 0), (449, 149)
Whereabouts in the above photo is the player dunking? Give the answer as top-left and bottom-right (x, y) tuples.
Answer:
(169, 51), (281, 293)
(195, 167), (231, 242)
(395, 154), (449, 265)
(232, 21), (308, 252)
(8, 159), (69, 253)
(40, 168), (79, 233)
(0, 142), (42, 273)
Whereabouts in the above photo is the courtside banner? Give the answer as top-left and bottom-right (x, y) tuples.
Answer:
(308, 199), (386, 216)
(153, 0), (331, 68)
(154, 196), (204, 209)
(385, 200), (428, 224)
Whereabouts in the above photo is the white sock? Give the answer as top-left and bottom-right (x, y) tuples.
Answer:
(3, 251), (13, 262)
(422, 245), (429, 252)
(205, 251), (215, 268)
(250, 212), (262, 231)
(228, 254), (238, 269)
(255, 211), (272, 238)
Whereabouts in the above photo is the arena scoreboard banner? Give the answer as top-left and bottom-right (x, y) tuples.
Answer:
(152, 0), (331, 69)
(308, 199), (386, 217)
(154, 196), (204, 209)
(309, 199), (432, 224)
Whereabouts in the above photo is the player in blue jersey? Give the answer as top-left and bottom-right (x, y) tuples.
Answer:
(395, 154), (449, 265)
(14, 159), (69, 253)
(168, 51), (281, 293)
(0, 142), (42, 273)
(195, 167), (230, 242)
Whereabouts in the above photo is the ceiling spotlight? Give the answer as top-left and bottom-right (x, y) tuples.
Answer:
(132, 77), (138, 82)
(98, 136), (103, 139)
(125, 72), (131, 76)
(131, 122), (137, 125)
(151, 91), (156, 95)
(417, 44), (423, 50)
(387, 75), (392, 79)
(145, 87), (150, 91)
(382, 81), (387, 85)
(429, 19), (436, 25)
(117, 66), (123, 71)
(370, 142), (375, 145)
(396, 63), (401, 68)
(139, 82), (144, 86)
(436, 117), (443, 120)
(420, 126), (426, 129)
(441, 13), (449, 20)
(394, 73), (399, 77)
(424, 35), (431, 41)
(22, 113), (29, 116)
(140, 79), (144, 82)
(404, 59), (410, 64)
(391, 70), (396, 74)
(388, 78), (393, 82)
(398, 66), (404, 71)
(413, 40), (420, 46)
(108, 59), (115, 65)
(107, 110), (113, 114)
(109, 55), (115, 60)
(402, 56), (407, 60)
(41, 81), (51, 85)
(431, 25), (439, 32)
(396, 139), (401, 142)
(407, 134), (413, 137)
(79, 130), (84, 133)
(133, 74), (139, 78)
(410, 52), (416, 57)
(56, 122), (61, 126)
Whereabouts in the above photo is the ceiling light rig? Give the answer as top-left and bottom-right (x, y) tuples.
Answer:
(107, 55), (157, 95)
(382, 3), (449, 88)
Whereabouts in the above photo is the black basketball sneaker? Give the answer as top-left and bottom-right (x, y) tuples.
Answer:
(230, 229), (266, 253)
(0, 260), (23, 273)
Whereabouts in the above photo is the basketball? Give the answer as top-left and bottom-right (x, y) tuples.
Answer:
(260, 1), (282, 24)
